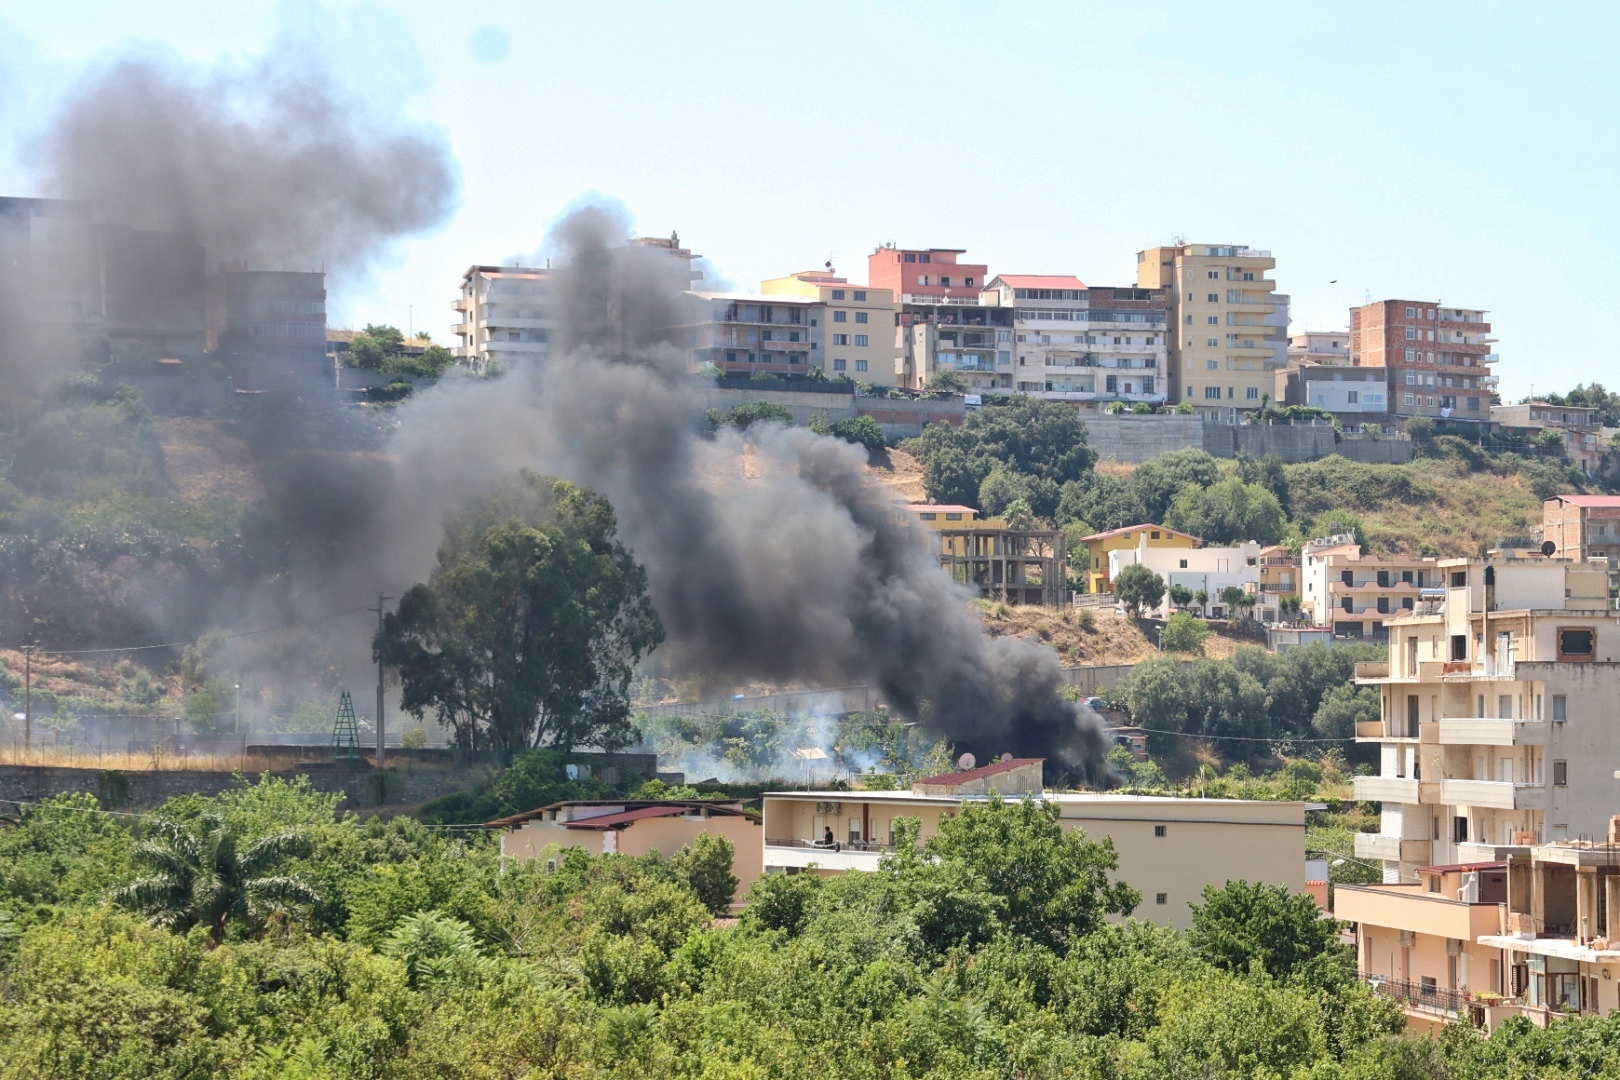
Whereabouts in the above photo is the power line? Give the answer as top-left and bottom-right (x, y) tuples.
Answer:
(1125, 724), (1358, 744)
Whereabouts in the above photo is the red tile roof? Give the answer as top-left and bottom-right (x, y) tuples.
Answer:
(1079, 523), (1203, 545)
(486, 799), (759, 829)
(563, 805), (689, 829)
(914, 757), (1044, 787)
(993, 274), (1086, 290)
(1549, 495), (1620, 508)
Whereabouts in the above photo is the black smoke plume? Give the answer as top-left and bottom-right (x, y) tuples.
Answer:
(383, 207), (1111, 784)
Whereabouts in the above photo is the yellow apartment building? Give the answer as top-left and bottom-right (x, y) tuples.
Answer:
(760, 758), (1304, 930)
(1078, 523), (1202, 595)
(761, 270), (899, 386)
(1136, 242), (1289, 420)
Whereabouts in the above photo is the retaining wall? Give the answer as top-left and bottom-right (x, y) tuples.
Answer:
(0, 764), (474, 812)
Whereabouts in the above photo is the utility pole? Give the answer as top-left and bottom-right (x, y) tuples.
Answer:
(370, 596), (392, 767)
(21, 645), (33, 753)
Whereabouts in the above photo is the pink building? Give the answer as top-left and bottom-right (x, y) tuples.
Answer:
(868, 245), (988, 304)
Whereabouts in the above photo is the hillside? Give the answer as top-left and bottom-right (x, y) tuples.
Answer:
(972, 602), (1257, 665)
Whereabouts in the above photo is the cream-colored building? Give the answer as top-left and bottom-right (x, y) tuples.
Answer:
(1351, 554), (1620, 884)
(1336, 826), (1620, 1033)
(1300, 533), (1440, 641)
(1287, 330), (1351, 367)
(1136, 243), (1289, 420)
(494, 799), (764, 904)
(451, 265), (554, 373)
(761, 270), (899, 385)
(761, 758), (1305, 929)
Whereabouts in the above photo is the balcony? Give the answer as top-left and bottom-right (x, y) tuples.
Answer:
(764, 839), (889, 872)
(1438, 778), (1547, 811)
(1354, 775), (1421, 803)
(1361, 972), (1471, 1019)
(1355, 720), (1385, 739)
(1355, 661), (1391, 680)
(1435, 718), (1549, 747)
(1352, 834), (1433, 864)
(450, 322), (471, 335)
(1338, 886), (1499, 944)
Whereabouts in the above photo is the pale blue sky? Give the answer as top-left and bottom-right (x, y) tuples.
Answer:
(2, 0), (1616, 402)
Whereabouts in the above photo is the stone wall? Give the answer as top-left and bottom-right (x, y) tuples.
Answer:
(695, 386), (964, 440)
(1085, 414), (1413, 465)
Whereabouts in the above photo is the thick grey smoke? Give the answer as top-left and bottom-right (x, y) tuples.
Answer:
(382, 206), (1111, 785)
(32, 48), (456, 277)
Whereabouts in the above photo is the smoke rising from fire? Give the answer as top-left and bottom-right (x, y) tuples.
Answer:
(32, 47), (456, 278)
(382, 206), (1111, 784)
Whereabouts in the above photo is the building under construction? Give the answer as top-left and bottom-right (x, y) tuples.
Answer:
(938, 525), (1068, 607)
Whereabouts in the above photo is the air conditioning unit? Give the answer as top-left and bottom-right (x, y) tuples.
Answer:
(1399, 930), (1416, 948)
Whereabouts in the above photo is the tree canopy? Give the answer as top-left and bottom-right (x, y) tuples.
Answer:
(1113, 563), (1165, 617)
(377, 473), (664, 753)
(907, 397), (1095, 511)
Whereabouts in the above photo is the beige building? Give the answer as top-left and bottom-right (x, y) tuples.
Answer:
(1287, 330), (1351, 367)
(1494, 404), (1608, 476)
(1351, 554), (1620, 884)
(1337, 826), (1620, 1032)
(1300, 533), (1439, 641)
(1136, 243), (1289, 420)
(761, 758), (1305, 929)
(451, 265), (554, 373)
(761, 270), (899, 385)
(493, 799), (764, 904)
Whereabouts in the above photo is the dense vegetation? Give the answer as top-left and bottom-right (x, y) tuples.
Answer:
(902, 397), (1617, 565)
(5, 776), (1619, 1077)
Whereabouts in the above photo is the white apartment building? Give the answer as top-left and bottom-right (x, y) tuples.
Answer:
(979, 276), (1169, 411)
(1107, 538), (1271, 621)
(1351, 555), (1620, 883)
(1287, 330), (1351, 367)
(451, 265), (554, 373)
(897, 305), (1015, 393)
(1300, 534), (1439, 641)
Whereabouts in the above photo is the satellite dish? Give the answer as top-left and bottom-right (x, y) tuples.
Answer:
(957, 752), (977, 770)
(1000, 753), (1013, 762)
(1541, 540), (1557, 557)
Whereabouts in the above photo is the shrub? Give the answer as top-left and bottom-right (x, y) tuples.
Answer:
(1160, 612), (1211, 653)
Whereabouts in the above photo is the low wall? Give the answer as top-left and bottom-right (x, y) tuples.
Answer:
(1085, 414), (1414, 465)
(0, 763), (476, 812)
(695, 387), (964, 440)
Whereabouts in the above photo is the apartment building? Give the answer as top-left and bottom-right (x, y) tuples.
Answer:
(761, 271), (898, 385)
(1337, 826), (1620, 1032)
(451, 265), (554, 373)
(1287, 330), (1351, 367)
(1136, 243), (1289, 419)
(1259, 543), (1300, 617)
(1350, 554), (1620, 885)
(1078, 523), (1202, 595)
(206, 266), (327, 390)
(979, 276), (1170, 410)
(1300, 533), (1438, 640)
(1493, 403), (1607, 476)
(1277, 364), (1389, 420)
(1107, 539), (1268, 620)
(1544, 494), (1620, 567)
(868, 244), (988, 303)
(761, 758), (1305, 929)
(1350, 300), (1496, 423)
(685, 291), (820, 375)
(897, 304), (1014, 392)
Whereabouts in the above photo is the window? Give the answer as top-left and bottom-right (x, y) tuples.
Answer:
(1552, 694), (1567, 722)
(904, 253), (916, 262)
(1347, 390), (1359, 403)
(1553, 760), (1568, 786)
(918, 254), (930, 263)
(853, 290), (867, 301)
(1450, 571), (1467, 587)
(1154, 825), (1167, 837)
(1204, 386), (1221, 399)
(1454, 816), (1468, 843)
(831, 289), (845, 300)
(855, 311), (868, 324)
(1155, 893), (1168, 905)
(854, 334), (868, 346)
(1207, 293), (1219, 302)
(965, 277), (975, 286)
(1246, 386), (1259, 399)
(1208, 270), (1219, 279)
(1558, 628), (1595, 661)
(833, 359), (846, 371)
(1207, 358), (1219, 368)
(1406, 307), (1416, 318)
(833, 310), (847, 323)
(1404, 393), (1415, 406)
(854, 359), (868, 372)
(1207, 315), (1220, 325)
(832, 334), (849, 345)
(1405, 327), (1416, 340)
(507, 331), (521, 341)
(940, 277), (951, 287)
(1178, 559), (1188, 569)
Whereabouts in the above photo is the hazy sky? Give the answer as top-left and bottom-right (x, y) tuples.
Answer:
(2, 0), (1614, 402)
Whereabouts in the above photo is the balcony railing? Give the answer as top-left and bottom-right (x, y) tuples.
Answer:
(1362, 972), (1470, 1017)
(765, 837), (892, 855)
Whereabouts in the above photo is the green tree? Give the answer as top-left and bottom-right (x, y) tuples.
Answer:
(1165, 477), (1287, 545)
(925, 368), (967, 393)
(1159, 611), (1210, 653)
(670, 832), (738, 915)
(378, 474), (664, 753)
(827, 414), (886, 455)
(111, 812), (318, 946)
(925, 794), (1139, 952)
(1312, 683), (1380, 741)
(921, 445), (986, 507)
(1188, 879), (1348, 981)
(1168, 583), (1194, 610)
(1114, 563), (1166, 617)
(1129, 448), (1221, 523)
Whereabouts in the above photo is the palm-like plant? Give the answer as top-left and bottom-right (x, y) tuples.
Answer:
(111, 812), (318, 946)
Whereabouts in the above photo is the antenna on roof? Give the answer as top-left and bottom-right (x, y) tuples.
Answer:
(957, 752), (977, 771)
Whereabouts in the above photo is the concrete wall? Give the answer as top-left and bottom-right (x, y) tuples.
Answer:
(0, 764), (474, 811)
(1084, 413), (1413, 465)
(696, 386), (964, 440)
